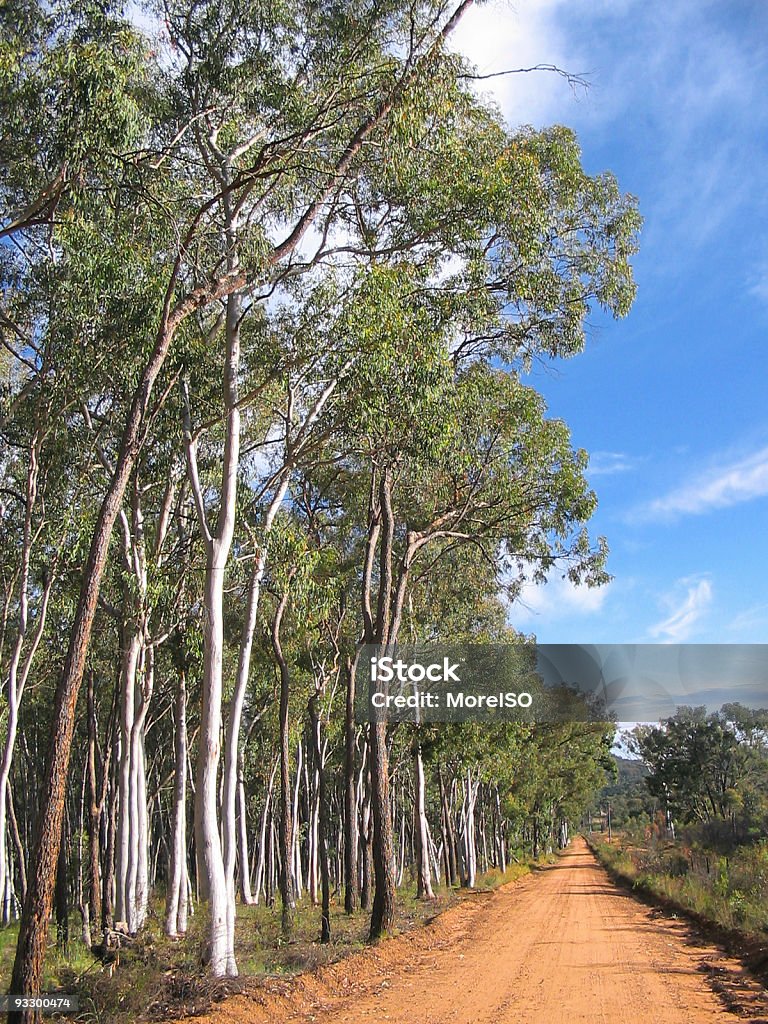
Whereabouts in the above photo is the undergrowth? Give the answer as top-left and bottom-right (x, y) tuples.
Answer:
(590, 831), (768, 938)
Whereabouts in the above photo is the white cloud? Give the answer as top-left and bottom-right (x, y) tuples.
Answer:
(453, 0), (768, 266)
(588, 451), (638, 476)
(648, 576), (712, 642)
(509, 568), (611, 626)
(640, 445), (768, 521)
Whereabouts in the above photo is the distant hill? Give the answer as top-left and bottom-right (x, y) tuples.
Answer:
(614, 756), (648, 782)
(593, 755), (655, 829)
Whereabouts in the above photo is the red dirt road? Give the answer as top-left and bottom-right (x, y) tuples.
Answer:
(191, 837), (768, 1024)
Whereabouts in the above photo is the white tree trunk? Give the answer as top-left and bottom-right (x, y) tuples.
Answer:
(0, 442), (50, 924)
(236, 757), (254, 905)
(222, 563), (261, 896)
(166, 671), (188, 937)
(496, 789), (507, 871)
(414, 742), (435, 899)
(308, 761), (319, 905)
(429, 824), (441, 886)
(253, 761), (277, 905)
(115, 480), (152, 935)
(134, 661), (151, 928)
(195, 544), (237, 975)
(115, 628), (141, 929)
(291, 739), (304, 901)
(4, 846), (14, 923)
(464, 770), (478, 888)
(222, 475), (289, 913)
(187, 273), (242, 977)
(397, 804), (406, 887)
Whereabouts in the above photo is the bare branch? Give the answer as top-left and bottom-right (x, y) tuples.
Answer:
(459, 63), (590, 93)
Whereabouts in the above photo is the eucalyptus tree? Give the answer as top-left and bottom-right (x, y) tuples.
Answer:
(260, 78), (639, 928)
(272, 207), (636, 932)
(0, 414), (54, 926)
(261, 517), (340, 936)
(180, 270), (363, 962)
(217, 281), (362, 960)
(631, 707), (764, 829)
(78, 359), (188, 939)
(275, 496), (348, 941)
(0, 279), (119, 930)
(510, 721), (615, 856)
(2, 2), (177, 1002)
(110, 455), (183, 935)
(304, 624), (344, 943)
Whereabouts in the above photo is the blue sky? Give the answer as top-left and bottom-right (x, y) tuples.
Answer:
(454, 0), (768, 644)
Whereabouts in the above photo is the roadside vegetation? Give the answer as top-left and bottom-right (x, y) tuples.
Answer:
(591, 704), (768, 942)
(591, 830), (768, 938)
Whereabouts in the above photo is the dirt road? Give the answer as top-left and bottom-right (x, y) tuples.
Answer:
(192, 837), (768, 1024)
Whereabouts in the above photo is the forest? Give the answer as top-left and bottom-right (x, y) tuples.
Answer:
(0, 0), (640, 1019)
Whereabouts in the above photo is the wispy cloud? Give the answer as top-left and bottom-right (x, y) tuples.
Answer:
(593, 4), (768, 256)
(454, 0), (768, 267)
(726, 603), (768, 637)
(588, 451), (638, 476)
(649, 576), (712, 642)
(748, 261), (768, 307)
(639, 445), (768, 521)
